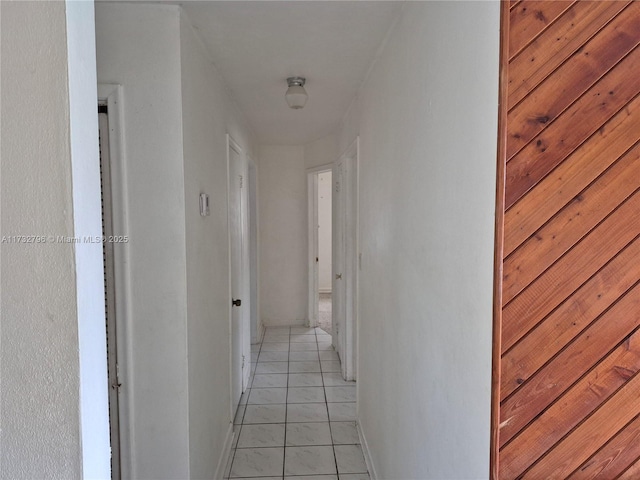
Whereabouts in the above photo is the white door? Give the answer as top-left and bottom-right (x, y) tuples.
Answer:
(229, 138), (249, 410)
(333, 140), (359, 381)
(332, 159), (346, 359)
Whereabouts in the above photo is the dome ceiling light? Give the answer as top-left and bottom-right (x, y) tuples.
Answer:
(285, 76), (308, 109)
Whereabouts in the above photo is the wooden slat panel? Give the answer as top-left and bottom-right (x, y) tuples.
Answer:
(618, 458), (640, 480)
(509, 1), (575, 59)
(500, 283), (640, 445)
(502, 220), (639, 353)
(568, 414), (640, 480)
(505, 43), (640, 209)
(508, 1), (629, 109)
(500, 329), (640, 477)
(501, 237), (640, 400)
(502, 188), (640, 309)
(522, 372), (640, 478)
(503, 95), (640, 257)
(502, 145), (640, 300)
(496, 4), (640, 477)
(507, 3), (640, 159)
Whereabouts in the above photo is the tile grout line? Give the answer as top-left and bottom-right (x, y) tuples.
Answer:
(232, 327), (365, 479)
(317, 327), (341, 478)
(283, 326), (291, 478)
(227, 325), (261, 478)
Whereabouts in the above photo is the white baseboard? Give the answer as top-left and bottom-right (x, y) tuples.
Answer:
(215, 422), (235, 480)
(357, 421), (377, 480)
(253, 321), (264, 344)
(258, 321), (264, 341)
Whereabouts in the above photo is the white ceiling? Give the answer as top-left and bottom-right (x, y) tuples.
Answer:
(180, 1), (404, 145)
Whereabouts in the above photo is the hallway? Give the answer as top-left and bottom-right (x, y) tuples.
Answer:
(225, 327), (368, 479)
(1, 2), (500, 478)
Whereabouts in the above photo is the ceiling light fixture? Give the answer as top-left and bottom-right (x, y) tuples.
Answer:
(285, 77), (308, 109)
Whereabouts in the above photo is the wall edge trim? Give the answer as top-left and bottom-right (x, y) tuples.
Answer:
(490, 1), (511, 479)
(215, 423), (235, 480)
(357, 420), (378, 480)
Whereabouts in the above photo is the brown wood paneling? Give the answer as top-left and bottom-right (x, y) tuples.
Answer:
(503, 95), (640, 256)
(522, 371), (640, 478)
(503, 145), (640, 299)
(568, 414), (640, 480)
(493, 1), (640, 477)
(508, 1), (629, 109)
(618, 458), (640, 480)
(500, 329), (640, 477)
(500, 283), (640, 445)
(508, 1), (575, 59)
(502, 188), (640, 309)
(501, 238), (640, 400)
(507, 2), (640, 160)
(505, 42), (640, 208)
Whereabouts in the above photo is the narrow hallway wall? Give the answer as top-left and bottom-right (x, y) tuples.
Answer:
(96, 4), (190, 477)
(1, 2), (84, 477)
(96, 4), (257, 478)
(179, 11), (255, 479)
(339, 2), (500, 478)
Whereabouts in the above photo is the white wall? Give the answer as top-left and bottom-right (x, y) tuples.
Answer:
(340, 2), (500, 478)
(1, 2), (83, 477)
(97, 5), (257, 477)
(179, 12), (255, 478)
(318, 171), (332, 292)
(305, 133), (338, 169)
(258, 145), (307, 325)
(96, 5), (190, 478)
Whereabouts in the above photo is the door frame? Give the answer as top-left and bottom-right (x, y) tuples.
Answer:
(247, 156), (261, 344)
(490, 3), (511, 479)
(307, 163), (333, 328)
(227, 134), (251, 414)
(98, 83), (131, 479)
(333, 138), (359, 381)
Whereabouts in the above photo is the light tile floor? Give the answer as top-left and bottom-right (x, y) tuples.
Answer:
(225, 326), (369, 480)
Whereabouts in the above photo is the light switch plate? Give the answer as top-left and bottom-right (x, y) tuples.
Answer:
(199, 193), (210, 216)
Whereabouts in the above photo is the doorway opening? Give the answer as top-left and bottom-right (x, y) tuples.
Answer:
(308, 165), (333, 337)
(98, 102), (121, 480)
(318, 170), (333, 335)
(98, 84), (130, 479)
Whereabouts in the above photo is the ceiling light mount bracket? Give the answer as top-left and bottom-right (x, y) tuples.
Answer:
(287, 76), (306, 88)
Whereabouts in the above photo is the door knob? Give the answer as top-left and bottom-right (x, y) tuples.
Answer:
(232, 298), (242, 307)
(335, 273), (342, 280)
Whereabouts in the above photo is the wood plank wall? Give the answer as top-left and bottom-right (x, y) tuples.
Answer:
(494, 1), (640, 478)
